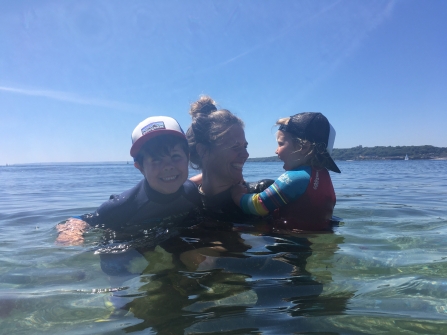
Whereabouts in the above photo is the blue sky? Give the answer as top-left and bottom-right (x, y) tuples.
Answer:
(1, 0), (446, 164)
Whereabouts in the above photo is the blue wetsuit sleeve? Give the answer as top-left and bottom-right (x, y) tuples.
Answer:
(240, 168), (311, 215)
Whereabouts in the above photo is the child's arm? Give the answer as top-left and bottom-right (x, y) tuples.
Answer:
(55, 217), (90, 246)
(235, 169), (310, 216)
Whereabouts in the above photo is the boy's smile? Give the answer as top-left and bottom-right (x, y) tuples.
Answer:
(138, 144), (189, 194)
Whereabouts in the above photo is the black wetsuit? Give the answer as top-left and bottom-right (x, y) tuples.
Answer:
(197, 179), (275, 223)
(80, 179), (201, 246)
(76, 179), (201, 276)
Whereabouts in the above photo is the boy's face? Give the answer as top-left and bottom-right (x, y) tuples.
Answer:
(136, 143), (189, 194)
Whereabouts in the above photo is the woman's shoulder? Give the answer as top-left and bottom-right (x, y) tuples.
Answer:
(182, 179), (201, 205)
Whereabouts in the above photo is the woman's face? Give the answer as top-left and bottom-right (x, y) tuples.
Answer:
(203, 125), (249, 185)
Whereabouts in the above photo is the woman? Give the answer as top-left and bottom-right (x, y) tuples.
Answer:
(175, 95), (267, 271)
(186, 95), (267, 221)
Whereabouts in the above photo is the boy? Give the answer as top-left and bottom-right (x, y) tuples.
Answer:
(56, 116), (201, 247)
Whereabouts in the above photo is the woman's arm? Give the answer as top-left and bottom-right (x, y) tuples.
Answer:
(189, 173), (202, 185)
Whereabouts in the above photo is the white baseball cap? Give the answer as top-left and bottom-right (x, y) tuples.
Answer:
(130, 116), (186, 157)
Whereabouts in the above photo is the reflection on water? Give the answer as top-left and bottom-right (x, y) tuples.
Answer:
(1, 161), (447, 334)
(96, 223), (350, 334)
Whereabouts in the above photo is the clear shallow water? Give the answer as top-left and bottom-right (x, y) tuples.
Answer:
(1, 160), (447, 334)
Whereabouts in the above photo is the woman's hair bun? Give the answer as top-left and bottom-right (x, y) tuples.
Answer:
(189, 95), (217, 117)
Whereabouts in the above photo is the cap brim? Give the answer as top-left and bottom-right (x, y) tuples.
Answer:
(130, 130), (186, 157)
(319, 151), (341, 173)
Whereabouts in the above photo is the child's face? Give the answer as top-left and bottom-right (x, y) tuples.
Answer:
(137, 143), (189, 194)
(275, 130), (310, 171)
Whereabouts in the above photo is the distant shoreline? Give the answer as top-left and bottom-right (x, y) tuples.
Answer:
(3, 158), (447, 166)
(247, 157), (447, 162)
(248, 145), (447, 162)
(4, 146), (447, 165)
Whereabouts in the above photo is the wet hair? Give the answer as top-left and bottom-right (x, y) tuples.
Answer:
(276, 117), (329, 169)
(186, 95), (244, 170)
(134, 135), (189, 167)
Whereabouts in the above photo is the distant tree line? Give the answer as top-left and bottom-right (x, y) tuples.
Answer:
(331, 145), (447, 160)
(248, 145), (447, 162)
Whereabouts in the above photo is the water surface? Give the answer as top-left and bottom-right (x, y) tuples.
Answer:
(1, 160), (447, 334)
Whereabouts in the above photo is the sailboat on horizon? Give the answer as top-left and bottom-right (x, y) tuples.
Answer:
(404, 154), (409, 160)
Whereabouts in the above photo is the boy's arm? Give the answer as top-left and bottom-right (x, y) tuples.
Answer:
(54, 182), (143, 246)
(55, 217), (90, 246)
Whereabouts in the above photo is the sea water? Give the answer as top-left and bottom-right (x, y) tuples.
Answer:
(1, 160), (447, 334)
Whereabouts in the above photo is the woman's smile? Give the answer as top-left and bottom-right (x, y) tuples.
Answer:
(231, 163), (244, 170)
(202, 125), (249, 191)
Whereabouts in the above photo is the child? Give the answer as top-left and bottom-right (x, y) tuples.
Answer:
(56, 115), (201, 248)
(231, 112), (341, 231)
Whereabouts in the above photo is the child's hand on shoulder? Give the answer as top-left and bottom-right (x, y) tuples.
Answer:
(231, 183), (248, 207)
